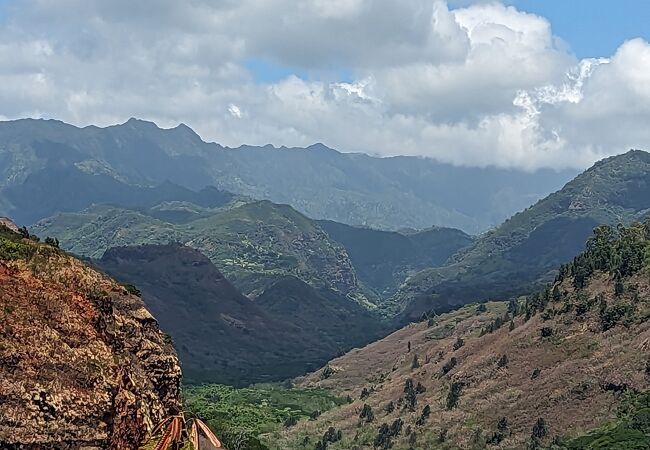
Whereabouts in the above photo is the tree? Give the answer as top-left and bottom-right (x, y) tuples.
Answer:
(497, 354), (508, 368)
(44, 236), (59, 248)
(488, 417), (509, 444)
(446, 382), (463, 409)
(453, 337), (465, 351)
(552, 285), (562, 301)
(360, 404), (375, 423)
(416, 405), (430, 426)
(531, 418), (548, 440)
(411, 354), (420, 370)
(404, 379), (417, 411)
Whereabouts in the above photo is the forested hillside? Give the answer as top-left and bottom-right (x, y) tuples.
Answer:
(396, 150), (650, 321)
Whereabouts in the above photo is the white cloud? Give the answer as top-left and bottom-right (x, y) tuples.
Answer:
(0, 0), (648, 170)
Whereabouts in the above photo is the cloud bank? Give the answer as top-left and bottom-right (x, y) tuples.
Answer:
(1, 0), (649, 170)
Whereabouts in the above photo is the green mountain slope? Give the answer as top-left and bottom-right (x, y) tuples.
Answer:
(395, 150), (650, 321)
(32, 200), (367, 301)
(317, 220), (473, 298)
(0, 118), (575, 233)
(97, 244), (384, 385)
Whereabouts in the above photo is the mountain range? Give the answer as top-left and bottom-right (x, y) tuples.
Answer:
(0, 118), (575, 233)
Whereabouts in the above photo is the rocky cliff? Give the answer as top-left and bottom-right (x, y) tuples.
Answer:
(0, 223), (182, 449)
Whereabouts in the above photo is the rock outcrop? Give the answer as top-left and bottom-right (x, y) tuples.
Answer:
(0, 224), (182, 449)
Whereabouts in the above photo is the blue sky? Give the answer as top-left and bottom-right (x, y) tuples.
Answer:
(505, 0), (650, 58)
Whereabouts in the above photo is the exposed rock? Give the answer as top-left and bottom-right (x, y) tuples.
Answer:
(0, 228), (182, 449)
(0, 216), (18, 233)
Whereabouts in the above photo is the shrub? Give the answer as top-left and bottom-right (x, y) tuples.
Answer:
(540, 327), (554, 338)
(497, 354), (508, 368)
(442, 357), (457, 375)
(453, 337), (465, 351)
(320, 365), (336, 380)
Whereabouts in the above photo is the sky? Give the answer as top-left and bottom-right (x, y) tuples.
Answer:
(1, 0), (650, 170)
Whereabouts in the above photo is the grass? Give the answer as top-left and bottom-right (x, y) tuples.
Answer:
(183, 383), (347, 450)
(560, 391), (650, 449)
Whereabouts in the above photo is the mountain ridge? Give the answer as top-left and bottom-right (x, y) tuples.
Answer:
(395, 149), (650, 321)
(0, 117), (576, 233)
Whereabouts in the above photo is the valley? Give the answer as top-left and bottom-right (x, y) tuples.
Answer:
(2, 119), (650, 449)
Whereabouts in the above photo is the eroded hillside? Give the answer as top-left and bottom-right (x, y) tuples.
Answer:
(272, 220), (650, 449)
(0, 224), (181, 449)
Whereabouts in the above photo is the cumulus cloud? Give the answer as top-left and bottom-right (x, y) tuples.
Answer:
(0, 0), (648, 170)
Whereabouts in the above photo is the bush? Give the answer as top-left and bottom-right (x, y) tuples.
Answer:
(321, 365), (336, 380)
(497, 354), (508, 368)
(453, 337), (465, 351)
(442, 357), (457, 375)
(540, 327), (554, 338)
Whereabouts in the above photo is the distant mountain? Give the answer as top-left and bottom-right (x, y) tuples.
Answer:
(395, 150), (650, 321)
(0, 222), (181, 449)
(0, 118), (575, 233)
(2, 164), (239, 225)
(97, 244), (384, 385)
(278, 220), (650, 449)
(317, 220), (473, 298)
(32, 201), (368, 302)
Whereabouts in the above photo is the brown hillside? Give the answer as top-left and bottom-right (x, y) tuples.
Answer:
(0, 226), (182, 449)
(274, 271), (650, 449)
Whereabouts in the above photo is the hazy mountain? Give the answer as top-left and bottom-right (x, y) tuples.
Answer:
(0, 118), (576, 233)
(97, 244), (384, 385)
(317, 220), (473, 298)
(279, 221), (650, 449)
(395, 150), (650, 321)
(0, 223), (181, 449)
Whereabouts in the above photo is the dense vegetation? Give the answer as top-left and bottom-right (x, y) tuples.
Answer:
(396, 150), (650, 322)
(184, 384), (347, 450)
(33, 201), (367, 301)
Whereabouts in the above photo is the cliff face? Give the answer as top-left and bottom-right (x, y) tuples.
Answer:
(0, 225), (182, 449)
